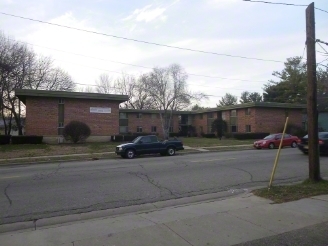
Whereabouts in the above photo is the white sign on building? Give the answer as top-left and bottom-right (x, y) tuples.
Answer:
(90, 107), (111, 114)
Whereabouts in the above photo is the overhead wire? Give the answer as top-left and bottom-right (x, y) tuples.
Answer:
(242, 0), (328, 13)
(0, 11), (283, 63)
(12, 38), (269, 83)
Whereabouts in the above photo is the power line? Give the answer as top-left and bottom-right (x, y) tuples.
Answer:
(14, 39), (269, 83)
(317, 42), (328, 55)
(0, 11), (283, 63)
(316, 39), (328, 46)
(243, 0), (328, 13)
(242, 0), (306, 7)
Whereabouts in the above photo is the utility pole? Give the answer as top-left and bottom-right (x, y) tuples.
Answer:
(306, 2), (320, 181)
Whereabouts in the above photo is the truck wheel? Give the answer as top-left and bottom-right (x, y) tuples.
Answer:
(125, 149), (135, 159)
(167, 147), (176, 156)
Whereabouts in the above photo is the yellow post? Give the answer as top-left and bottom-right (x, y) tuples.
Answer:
(268, 117), (289, 189)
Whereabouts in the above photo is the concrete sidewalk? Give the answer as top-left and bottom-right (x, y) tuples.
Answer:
(1, 193), (328, 246)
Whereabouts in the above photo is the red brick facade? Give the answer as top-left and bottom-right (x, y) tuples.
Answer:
(25, 97), (121, 136)
(123, 112), (179, 138)
(18, 89), (306, 141)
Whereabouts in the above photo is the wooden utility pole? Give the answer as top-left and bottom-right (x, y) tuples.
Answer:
(306, 2), (320, 181)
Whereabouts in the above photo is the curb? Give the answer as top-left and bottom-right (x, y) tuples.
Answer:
(0, 188), (252, 234)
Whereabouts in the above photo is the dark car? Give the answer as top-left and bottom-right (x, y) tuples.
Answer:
(297, 132), (328, 155)
(115, 135), (184, 159)
(253, 133), (299, 149)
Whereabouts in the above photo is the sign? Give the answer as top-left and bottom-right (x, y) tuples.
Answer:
(90, 107), (111, 114)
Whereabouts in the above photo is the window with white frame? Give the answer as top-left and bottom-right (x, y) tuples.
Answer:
(137, 126), (142, 132)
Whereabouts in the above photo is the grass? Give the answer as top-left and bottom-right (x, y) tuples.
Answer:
(0, 138), (253, 161)
(180, 137), (254, 147)
(253, 179), (328, 203)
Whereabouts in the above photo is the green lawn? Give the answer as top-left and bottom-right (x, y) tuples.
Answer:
(0, 138), (254, 159)
(253, 179), (328, 203)
(179, 137), (254, 147)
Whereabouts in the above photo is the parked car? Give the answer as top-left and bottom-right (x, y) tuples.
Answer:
(115, 135), (184, 159)
(253, 133), (299, 149)
(297, 132), (328, 155)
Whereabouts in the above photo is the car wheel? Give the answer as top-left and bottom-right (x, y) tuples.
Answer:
(125, 149), (135, 159)
(268, 143), (275, 149)
(167, 147), (176, 156)
(291, 141), (297, 148)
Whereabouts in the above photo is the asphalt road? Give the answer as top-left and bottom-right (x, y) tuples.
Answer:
(1, 148), (328, 225)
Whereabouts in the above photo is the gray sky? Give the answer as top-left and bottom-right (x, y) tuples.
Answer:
(1, 0), (327, 107)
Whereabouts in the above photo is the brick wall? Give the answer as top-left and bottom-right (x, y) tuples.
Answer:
(253, 108), (303, 133)
(126, 113), (179, 138)
(192, 113), (208, 136)
(26, 97), (58, 136)
(25, 97), (121, 136)
(64, 98), (120, 136)
(236, 108), (256, 133)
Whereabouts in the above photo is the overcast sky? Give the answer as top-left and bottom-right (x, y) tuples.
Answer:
(0, 0), (327, 107)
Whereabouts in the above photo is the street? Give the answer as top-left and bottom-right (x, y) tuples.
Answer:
(1, 148), (328, 225)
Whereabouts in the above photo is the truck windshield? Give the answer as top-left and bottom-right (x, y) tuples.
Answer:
(132, 136), (142, 143)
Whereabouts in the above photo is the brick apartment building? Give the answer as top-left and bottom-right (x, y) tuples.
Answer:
(15, 89), (306, 143)
(15, 89), (128, 143)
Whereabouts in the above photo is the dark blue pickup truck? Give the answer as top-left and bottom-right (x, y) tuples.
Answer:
(115, 135), (184, 159)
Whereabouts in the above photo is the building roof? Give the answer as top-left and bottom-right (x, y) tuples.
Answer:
(190, 102), (306, 114)
(15, 89), (129, 104)
(119, 102), (306, 115)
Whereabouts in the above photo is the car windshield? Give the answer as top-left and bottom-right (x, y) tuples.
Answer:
(263, 134), (276, 140)
(132, 136), (142, 143)
(303, 132), (328, 139)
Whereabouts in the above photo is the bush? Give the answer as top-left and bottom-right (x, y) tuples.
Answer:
(280, 124), (307, 138)
(11, 135), (43, 144)
(233, 133), (270, 140)
(63, 121), (91, 143)
(0, 135), (11, 145)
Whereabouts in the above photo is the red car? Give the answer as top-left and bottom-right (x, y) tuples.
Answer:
(253, 133), (299, 149)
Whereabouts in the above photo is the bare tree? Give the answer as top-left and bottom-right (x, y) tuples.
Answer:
(114, 73), (154, 109)
(0, 32), (75, 135)
(143, 64), (206, 139)
(95, 73), (114, 94)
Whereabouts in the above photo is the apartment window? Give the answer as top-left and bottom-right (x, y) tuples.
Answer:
(245, 125), (251, 133)
(151, 126), (157, 132)
(169, 126), (173, 132)
(245, 108), (251, 115)
(208, 112), (213, 118)
(119, 113), (127, 119)
(231, 125), (238, 133)
(199, 114), (203, 119)
(137, 113), (142, 119)
(58, 98), (64, 104)
(137, 126), (142, 132)
(231, 110), (236, 117)
(58, 98), (64, 135)
(120, 126), (128, 133)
